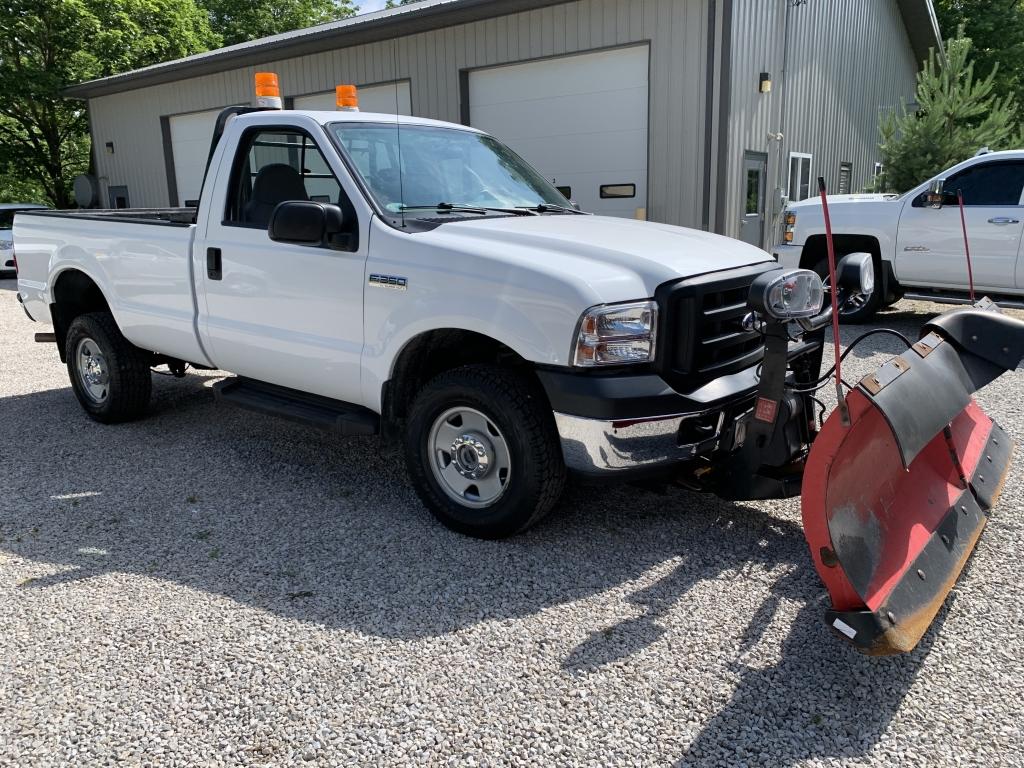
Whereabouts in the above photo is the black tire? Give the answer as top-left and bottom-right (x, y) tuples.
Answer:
(65, 312), (152, 423)
(813, 256), (882, 323)
(404, 365), (567, 539)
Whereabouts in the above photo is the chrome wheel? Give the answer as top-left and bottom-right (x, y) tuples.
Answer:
(428, 406), (511, 508)
(75, 337), (109, 404)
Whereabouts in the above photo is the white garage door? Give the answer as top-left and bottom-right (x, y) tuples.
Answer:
(469, 46), (649, 218)
(293, 81), (412, 115)
(168, 108), (223, 207)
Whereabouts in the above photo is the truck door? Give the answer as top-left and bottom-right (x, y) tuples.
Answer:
(197, 125), (368, 405)
(895, 160), (1024, 292)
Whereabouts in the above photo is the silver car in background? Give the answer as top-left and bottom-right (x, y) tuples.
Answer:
(1, 204), (48, 275)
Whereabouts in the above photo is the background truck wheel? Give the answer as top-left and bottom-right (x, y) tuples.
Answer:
(404, 365), (567, 538)
(66, 312), (152, 423)
(814, 256), (881, 323)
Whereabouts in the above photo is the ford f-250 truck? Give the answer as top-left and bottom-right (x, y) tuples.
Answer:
(14, 103), (1024, 654)
(15, 106), (798, 538)
(775, 150), (1024, 322)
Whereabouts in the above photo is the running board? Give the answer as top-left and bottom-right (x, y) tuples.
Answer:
(214, 378), (379, 436)
(902, 290), (1024, 310)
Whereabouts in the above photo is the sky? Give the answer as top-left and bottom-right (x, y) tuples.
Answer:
(358, 0), (390, 13)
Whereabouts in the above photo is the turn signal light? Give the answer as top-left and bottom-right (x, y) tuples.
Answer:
(336, 84), (359, 111)
(255, 72), (282, 109)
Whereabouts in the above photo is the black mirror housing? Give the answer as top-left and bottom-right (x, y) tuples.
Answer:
(268, 201), (345, 246)
(836, 252), (874, 295)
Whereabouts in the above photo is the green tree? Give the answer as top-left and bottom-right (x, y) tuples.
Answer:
(385, 0), (419, 8)
(199, 0), (357, 47)
(0, 0), (218, 207)
(934, 1), (1024, 120)
(874, 34), (1023, 193)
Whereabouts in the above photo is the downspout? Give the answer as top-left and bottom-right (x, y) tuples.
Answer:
(772, 0), (798, 240)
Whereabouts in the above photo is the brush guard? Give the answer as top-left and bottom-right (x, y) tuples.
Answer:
(803, 298), (1024, 654)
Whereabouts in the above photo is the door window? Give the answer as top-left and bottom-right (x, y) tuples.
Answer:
(946, 162), (1024, 206)
(788, 153), (812, 201)
(745, 168), (762, 215)
(225, 129), (346, 227)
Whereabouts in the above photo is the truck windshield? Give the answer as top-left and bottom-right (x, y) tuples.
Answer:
(329, 123), (570, 216)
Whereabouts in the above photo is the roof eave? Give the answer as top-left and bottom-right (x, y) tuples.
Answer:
(896, 0), (944, 64)
(65, 0), (562, 99)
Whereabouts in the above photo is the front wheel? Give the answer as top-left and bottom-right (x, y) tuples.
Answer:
(814, 256), (882, 323)
(66, 312), (152, 423)
(404, 365), (567, 538)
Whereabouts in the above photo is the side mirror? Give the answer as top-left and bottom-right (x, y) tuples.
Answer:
(836, 252), (875, 296)
(269, 201), (345, 246)
(927, 178), (946, 209)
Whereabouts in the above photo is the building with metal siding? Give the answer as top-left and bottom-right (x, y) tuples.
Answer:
(67, 0), (940, 250)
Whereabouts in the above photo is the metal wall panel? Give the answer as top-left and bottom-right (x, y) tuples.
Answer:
(88, 0), (712, 227)
(722, 0), (920, 247)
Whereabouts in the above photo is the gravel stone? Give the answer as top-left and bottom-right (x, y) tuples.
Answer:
(2, 275), (1023, 766)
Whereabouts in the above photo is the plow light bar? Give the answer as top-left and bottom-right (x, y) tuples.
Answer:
(748, 268), (824, 320)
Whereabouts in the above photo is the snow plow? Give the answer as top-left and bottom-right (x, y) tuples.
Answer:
(713, 181), (1023, 655)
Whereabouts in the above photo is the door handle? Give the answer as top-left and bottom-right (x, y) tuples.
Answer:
(988, 217), (1020, 225)
(206, 247), (222, 280)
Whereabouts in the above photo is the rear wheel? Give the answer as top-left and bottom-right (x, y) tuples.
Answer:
(66, 312), (152, 423)
(404, 365), (566, 538)
(814, 256), (881, 323)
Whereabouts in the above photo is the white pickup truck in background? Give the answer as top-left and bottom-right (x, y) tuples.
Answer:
(775, 150), (1024, 322)
(14, 105), (835, 538)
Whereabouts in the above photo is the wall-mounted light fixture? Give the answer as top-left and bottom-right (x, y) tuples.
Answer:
(759, 72), (772, 94)
(105, 141), (115, 155)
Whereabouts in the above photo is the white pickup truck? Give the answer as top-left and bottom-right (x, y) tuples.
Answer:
(775, 150), (1024, 322)
(18, 106), (1024, 656)
(15, 106), (835, 538)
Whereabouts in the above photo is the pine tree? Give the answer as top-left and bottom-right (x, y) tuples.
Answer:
(874, 34), (1023, 193)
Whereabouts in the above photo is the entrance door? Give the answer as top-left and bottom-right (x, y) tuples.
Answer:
(740, 152), (767, 247)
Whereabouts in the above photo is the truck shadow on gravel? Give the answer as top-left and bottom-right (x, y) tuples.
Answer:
(2, 373), (946, 765)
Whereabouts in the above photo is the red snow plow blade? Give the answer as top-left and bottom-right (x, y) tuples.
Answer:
(803, 300), (1023, 654)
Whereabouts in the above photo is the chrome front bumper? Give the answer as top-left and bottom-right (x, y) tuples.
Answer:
(553, 409), (729, 475)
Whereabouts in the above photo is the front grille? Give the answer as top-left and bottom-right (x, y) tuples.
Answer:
(655, 263), (775, 389)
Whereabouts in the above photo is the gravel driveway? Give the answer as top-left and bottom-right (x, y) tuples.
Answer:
(2, 275), (1023, 767)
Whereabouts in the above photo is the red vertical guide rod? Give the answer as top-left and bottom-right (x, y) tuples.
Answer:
(957, 189), (976, 302)
(818, 177), (850, 426)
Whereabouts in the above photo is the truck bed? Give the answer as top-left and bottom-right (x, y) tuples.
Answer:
(19, 208), (197, 226)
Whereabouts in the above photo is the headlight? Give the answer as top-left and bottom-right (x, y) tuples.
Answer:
(573, 300), (657, 366)
(748, 269), (824, 319)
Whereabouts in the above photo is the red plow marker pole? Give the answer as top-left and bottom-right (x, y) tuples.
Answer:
(957, 189), (975, 302)
(818, 177), (850, 426)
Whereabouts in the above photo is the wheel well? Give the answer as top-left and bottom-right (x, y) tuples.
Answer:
(382, 329), (537, 438)
(51, 270), (111, 362)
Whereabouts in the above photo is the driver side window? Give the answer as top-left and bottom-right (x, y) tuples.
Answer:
(942, 162), (1024, 207)
(224, 129), (348, 228)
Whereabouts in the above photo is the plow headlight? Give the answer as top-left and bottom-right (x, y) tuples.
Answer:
(749, 269), (824, 320)
(573, 300), (658, 366)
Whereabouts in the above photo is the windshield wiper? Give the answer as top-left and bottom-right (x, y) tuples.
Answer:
(516, 203), (582, 214)
(398, 202), (535, 216)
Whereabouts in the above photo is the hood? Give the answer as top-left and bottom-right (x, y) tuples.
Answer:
(787, 193), (901, 210)
(420, 214), (774, 299)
